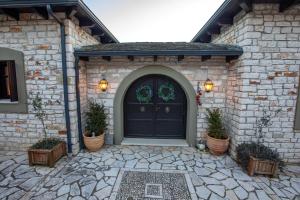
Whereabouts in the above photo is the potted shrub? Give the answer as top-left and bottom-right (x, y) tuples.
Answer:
(83, 101), (108, 152)
(237, 107), (282, 176)
(205, 108), (229, 155)
(28, 94), (66, 167)
(237, 142), (282, 176)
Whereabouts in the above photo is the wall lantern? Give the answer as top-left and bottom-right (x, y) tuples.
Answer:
(98, 75), (108, 92)
(204, 79), (214, 93)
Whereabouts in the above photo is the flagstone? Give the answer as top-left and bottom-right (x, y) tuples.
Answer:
(96, 179), (107, 191)
(81, 182), (96, 199)
(19, 177), (42, 191)
(70, 182), (80, 196)
(211, 172), (227, 180)
(222, 178), (239, 189)
(207, 185), (225, 197)
(0, 146), (299, 200)
(196, 186), (211, 199)
(234, 186), (248, 199)
(233, 170), (252, 181)
(226, 190), (239, 200)
(104, 168), (119, 177)
(256, 190), (272, 200)
(149, 162), (161, 169)
(57, 185), (70, 197)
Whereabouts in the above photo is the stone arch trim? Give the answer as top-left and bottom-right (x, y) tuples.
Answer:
(113, 65), (197, 146)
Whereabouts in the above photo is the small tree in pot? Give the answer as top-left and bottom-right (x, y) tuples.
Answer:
(84, 101), (108, 152)
(206, 108), (229, 155)
(236, 107), (283, 176)
(28, 93), (66, 167)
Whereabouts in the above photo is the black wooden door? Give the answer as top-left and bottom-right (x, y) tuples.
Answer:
(124, 75), (187, 139)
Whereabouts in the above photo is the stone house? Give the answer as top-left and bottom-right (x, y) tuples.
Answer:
(0, 0), (299, 163)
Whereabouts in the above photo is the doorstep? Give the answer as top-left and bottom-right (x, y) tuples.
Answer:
(121, 138), (189, 147)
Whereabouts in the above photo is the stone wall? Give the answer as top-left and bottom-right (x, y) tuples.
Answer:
(85, 56), (229, 144)
(213, 4), (300, 163)
(65, 17), (99, 153)
(0, 13), (98, 152)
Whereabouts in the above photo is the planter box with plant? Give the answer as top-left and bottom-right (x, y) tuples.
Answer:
(236, 107), (282, 176)
(84, 101), (108, 152)
(205, 108), (229, 155)
(237, 142), (282, 176)
(28, 94), (66, 167)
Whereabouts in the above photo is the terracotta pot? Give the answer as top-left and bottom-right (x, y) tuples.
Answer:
(206, 134), (229, 155)
(83, 132), (104, 152)
(247, 156), (278, 177)
(28, 142), (66, 167)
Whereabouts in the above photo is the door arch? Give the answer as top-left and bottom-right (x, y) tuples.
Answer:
(124, 74), (187, 139)
(113, 65), (197, 146)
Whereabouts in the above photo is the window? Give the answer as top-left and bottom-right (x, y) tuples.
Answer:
(0, 47), (27, 113)
(296, 85), (300, 130)
(0, 61), (18, 102)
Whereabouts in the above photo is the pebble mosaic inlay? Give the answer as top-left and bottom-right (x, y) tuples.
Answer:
(115, 171), (191, 200)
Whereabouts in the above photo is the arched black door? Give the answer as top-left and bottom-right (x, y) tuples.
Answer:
(124, 74), (187, 139)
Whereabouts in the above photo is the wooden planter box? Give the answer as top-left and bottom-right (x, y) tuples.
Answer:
(247, 156), (278, 176)
(28, 142), (66, 167)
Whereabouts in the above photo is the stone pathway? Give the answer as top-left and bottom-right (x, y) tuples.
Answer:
(0, 146), (299, 200)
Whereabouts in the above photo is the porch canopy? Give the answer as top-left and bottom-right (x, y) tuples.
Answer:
(74, 42), (243, 62)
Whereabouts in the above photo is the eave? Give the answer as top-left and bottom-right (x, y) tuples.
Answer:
(74, 49), (243, 57)
(0, 0), (118, 43)
(191, 0), (300, 43)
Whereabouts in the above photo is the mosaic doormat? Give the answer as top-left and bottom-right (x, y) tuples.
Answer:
(115, 171), (192, 200)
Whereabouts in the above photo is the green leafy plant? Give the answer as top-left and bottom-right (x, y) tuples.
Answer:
(32, 93), (61, 149)
(237, 142), (283, 170)
(205, 108), (227, 139)
(32, 93), (47, 139)
(31, 138), (61, 150)
(85, 101), (108, 137)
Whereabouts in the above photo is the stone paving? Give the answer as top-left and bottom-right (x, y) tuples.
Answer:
(0, 146), (299, 200)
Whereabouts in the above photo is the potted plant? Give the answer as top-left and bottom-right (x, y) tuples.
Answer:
(205, 108), (229, 155)
(28, 94), (66, 167)
(237, 107), (282, 176)
(83, 101), (108, 152)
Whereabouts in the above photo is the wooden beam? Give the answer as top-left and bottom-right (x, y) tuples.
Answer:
(0, 8), (19, 20)
(127, 56), (134, 61)
(153, 55), (158, 62)
(178, 55), (184, 62)
(240, 0), (252, 13)
(207, 26), (221, 35)
(202, 35), (212, 43)
(66, 7), (77, 19)
(279, 0), (295, 12)
(226, 55), (239, 63)
(201, 55), (211, 62)
(33, 7), (49, 20)
(102, 56), (111, 61)
(82, 24), (96, 29)
(91, 28), (105, 37)
(79, 20), (95, 27)
(217, 18), (233, 26)
(79, 56), (89, 62)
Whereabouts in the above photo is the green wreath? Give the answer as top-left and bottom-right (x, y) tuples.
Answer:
(158, 83), (175, 102)
(136, 85), (153, 103)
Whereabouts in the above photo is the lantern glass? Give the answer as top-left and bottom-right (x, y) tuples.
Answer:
(204, 79), (214, 93)
(98, 79), (108, 92)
